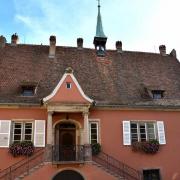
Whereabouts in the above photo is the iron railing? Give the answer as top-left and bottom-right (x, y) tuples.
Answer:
(0, 148), (45, 180)
(52, 145), (85, 162)
(92, 152), (142, 180)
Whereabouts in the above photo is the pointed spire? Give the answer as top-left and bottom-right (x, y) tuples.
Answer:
(93, 0), (107, 56)
(95, 0), (106, 38)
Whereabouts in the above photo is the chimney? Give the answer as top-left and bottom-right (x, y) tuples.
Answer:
(49, 35), (56, 58)
(159, 45), (166, 56)
(11, 33), (19, 45)
(116, 41), (122, 53)
(0, 35), (6, 48)
(77, 38), (83, 49)
(170, 49), (176, 58)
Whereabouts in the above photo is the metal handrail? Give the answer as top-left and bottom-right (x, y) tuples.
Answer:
(0, 148), (45, 180)
(52, 145), (85, 162)
(92, 151), (142, 180)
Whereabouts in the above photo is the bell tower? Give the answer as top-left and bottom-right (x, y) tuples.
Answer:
(93, 0), (107, 56)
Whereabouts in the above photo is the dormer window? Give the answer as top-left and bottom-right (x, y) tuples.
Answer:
(66, 82), (71, 89)
(152, 90), (164, 99)
(21, 86), (36, 96)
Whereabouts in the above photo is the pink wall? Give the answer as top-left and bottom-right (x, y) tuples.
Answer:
(90, 109), (180, 180)
(0, 107), (180, 180)
(0, 108), (47, 120)
(0, 108), (47, 170)
(49, 75), (89, 104)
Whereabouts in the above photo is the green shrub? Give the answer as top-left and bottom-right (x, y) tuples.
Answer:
(91, 143), (101, 155)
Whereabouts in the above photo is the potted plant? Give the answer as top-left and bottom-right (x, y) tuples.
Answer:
(91, 143), (101, 155)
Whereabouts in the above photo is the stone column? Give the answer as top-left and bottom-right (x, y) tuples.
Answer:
(83, 112), (90, 144)
(45, 111), (53, 162)
(47, 111), (53, 145)
(83, 112), (92, 161)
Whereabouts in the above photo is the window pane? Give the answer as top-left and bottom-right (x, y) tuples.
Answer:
(14, 123), (22, 128)
(147, 123), (155, 140)
(140, 134), (146, 141)
(131, 123), (138, 142)
(149, 134), (155, 140)
(14, 135), (21, 141)
(14, 129), (21, 134)
(25, 123), (32, 128)
(91, 129), (97, 134)
(91, 124), (97, 128)
(90, 123), (98, 144)
(131, 123), (137, 128)
(91, 134), (97, 139)
(24, 135), (32, 141)
(143, 169), (160, 180)
(91, 139), (97, 144)
(25, 129), (32, 134)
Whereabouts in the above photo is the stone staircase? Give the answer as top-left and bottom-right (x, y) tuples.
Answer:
(92, 161), (125, 179)
(92, 152), (142, 180)
(0, 148), (45, 180)
(14, 162), (45, 180)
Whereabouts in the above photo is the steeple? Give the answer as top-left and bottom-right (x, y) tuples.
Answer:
(93, 0), (107, 56)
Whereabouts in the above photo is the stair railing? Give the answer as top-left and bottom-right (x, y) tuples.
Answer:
(92, 151), (143, 180)
(0, 148), (45, 180)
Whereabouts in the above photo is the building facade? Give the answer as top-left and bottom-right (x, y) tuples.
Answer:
(0, 3), (180, 180)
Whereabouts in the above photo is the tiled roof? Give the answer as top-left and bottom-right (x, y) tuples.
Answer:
(0, 44), (180, 108)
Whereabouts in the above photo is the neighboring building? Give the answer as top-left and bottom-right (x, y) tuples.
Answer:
(0, 3), (180, 180)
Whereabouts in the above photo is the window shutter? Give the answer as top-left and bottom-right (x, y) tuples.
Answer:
(123, 121), (131, 145)
(34, 120), (45, 147)
(0, 120), (11, 147)
(157, 121), (166, 145)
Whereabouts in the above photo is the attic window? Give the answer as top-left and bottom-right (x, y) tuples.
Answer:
(152, 90), (164, 99)
(66, 82), (71, 89)
(21, 86), (36, 96)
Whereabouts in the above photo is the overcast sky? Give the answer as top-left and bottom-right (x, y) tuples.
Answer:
(0, 0), (180, 58)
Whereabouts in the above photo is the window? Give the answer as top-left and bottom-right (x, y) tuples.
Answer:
(123, 121), (166, 145)
(13, 122), (33, 143)
(152, 90), (164, 99)
(89, 122), (99, 144)
(143, 169), (160, 180)
(66, 82), (72, 89)
(131, 122), (156, 143)
(21, 86), (35, 96)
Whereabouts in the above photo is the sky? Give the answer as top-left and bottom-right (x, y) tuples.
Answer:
(0, 0), (180, 58)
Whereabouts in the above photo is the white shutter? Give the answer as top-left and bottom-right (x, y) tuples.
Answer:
(0, 120), (11, 147)
(157, 121), (166, 145)
(123, 121), (131, 145)
(34, 120), (45, 147)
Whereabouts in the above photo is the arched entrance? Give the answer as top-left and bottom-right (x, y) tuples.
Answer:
(54, 121), (79, 161)
(52, 170), (84, 180)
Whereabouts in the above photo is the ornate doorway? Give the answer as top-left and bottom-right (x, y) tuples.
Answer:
(55, 122), (76, 161)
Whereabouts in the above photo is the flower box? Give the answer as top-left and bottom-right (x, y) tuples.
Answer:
(9, 141), (34, 157)
(132, 140), (159, 154)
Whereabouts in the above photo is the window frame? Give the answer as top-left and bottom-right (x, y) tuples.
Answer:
(130, 121), (157, 143)
(23, 122), (33, 142)
(89, 120), (100, 144)
(12, 121), (34, 143)
(21, 85), (36, 97)
(143, 169), (161, 180)
(151, 90), (164, 99)
(66, 82), (72, 89)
